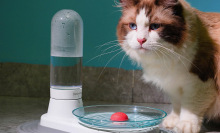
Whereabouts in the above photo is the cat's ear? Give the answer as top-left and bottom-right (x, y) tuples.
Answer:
(119, 0), (139, 8)
(155, 0), (178, 7)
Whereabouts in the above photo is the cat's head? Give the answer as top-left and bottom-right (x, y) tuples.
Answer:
(117, 0), (189, 62)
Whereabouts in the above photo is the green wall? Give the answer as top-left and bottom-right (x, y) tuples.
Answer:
(1, 0), (220, 70)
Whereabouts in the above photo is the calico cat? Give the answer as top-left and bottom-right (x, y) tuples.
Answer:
(117, 0), (220, 132)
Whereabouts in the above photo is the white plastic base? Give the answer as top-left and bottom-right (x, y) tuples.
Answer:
(40, 98), (81, 132)
(39, 98), (108, 133)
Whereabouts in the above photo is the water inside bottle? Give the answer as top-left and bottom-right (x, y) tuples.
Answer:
(50, 56), (82, 90)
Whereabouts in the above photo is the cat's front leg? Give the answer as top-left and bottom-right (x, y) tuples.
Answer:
(162, 110), (180, 129)
(162, 99), (181, 129)
(174, 108), (202, 133)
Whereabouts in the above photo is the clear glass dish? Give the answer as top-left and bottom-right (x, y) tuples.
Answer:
(72, 105), (167, 132)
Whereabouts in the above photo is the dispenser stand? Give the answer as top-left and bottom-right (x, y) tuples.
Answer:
(40, 98), (82, 132)
(40, 88), (84, 132)
(40, 98), (82, 131)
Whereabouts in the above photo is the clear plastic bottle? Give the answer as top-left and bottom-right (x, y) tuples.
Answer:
(50, 9), (83, 91)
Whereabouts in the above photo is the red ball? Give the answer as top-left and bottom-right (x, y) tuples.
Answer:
(110, 112), (129, 121)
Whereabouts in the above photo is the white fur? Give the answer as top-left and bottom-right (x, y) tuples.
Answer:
(136, 9), (149, 39)
(121, 8), (219, 133)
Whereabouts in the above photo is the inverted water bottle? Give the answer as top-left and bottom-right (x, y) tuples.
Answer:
(50, 9), (83, 100)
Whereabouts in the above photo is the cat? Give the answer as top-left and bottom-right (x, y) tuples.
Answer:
(116, 0), (220, 133)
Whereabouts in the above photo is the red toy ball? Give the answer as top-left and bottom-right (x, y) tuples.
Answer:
(110, 112), (129, 121)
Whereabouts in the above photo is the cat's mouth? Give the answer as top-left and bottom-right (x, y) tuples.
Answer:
(138, 47), (148, 53)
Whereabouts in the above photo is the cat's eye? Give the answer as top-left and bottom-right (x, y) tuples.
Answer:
(150, 23), (161, 30)
(129, 23), (137, 30)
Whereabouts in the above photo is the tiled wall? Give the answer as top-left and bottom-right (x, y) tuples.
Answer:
(0, 63), (170, 103)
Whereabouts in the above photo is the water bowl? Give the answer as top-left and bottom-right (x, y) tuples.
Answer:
(72, 105), (167, 132)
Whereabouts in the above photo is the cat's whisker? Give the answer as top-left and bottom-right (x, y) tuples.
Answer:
(97, 44), (120, 63)
(98, 42), (121, 63)
(157, 47), (189, 73)
(101, 44), (120, 54)
(96, 40), (119, 50)
(112, 9), (124, 13)
(117, 53), (127, 84)
(151, 47), (170, 71)
(113, 0), (122, 8)
(98, 49), (124, 80)
(150, 42), (201, 72)
(150, 43), (191, 72)
(87, 40), (124, 81)
(86, 48), (122, 64)
(158, 47), (194, 79)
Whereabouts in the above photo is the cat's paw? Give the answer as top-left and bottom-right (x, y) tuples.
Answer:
(174, 121), (201, 133)
(162, 113), (179, 129)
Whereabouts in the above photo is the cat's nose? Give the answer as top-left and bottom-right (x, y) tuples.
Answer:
(137, 38), (147, 45)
